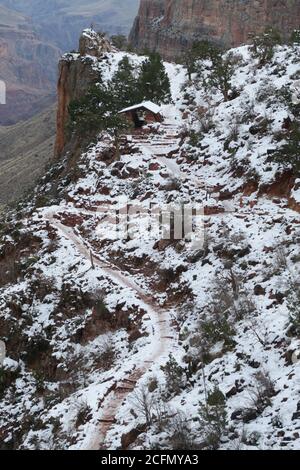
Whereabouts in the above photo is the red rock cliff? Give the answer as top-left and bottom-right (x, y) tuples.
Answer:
(55, 30), (113, 157)
(129, 0), (300, 60)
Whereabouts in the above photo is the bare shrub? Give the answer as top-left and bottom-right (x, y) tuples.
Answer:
(90, 288), (107, 315)
(147, 376), (158, 393)
(167, 412), (197, 450)
(273, 245), (289, 273)
(29, 273), (57, 300)
(153, 398), (170, 433)
(175, 301), (194, 327)
(251, 371), (276, 411)
(129, 385), (156, 426)
(188, 268), (256, 365)
(238, 100), (256, 124)
(238, 371), (276, 422)
(235, 293), (256, 322)
(162, 177), (181, 192)
(256, 80), (277, 103)
(199, 111), (215, 134)
(74, 400), (92, 428)
(0, 247), (20, 287)
(97, 341), (116, 371)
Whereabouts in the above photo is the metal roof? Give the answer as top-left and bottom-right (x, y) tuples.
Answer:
(119, 101), (161, 115)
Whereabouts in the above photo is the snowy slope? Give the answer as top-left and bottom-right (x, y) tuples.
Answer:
(1, 45), (300, 450)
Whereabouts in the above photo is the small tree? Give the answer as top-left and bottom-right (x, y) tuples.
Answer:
(138, 52), (171, 104)
(111, 56), (138, 108)
(290, 29), (300, 46)
(161, 354), (185, 396)
(251, 27), (282, 65)
(287, 284), (300, 336)
(199, 386), (227, 449)
(168, 413), (196, 450)
(110, 34), (128, 50)
(130, 385), (155, 427)
(206, 52), (236, 102)
(183, 40), (219, 80)
(273, 122), (300, 173)
(68, 82), (130, 153)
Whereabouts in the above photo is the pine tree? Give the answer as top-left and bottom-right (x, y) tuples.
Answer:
(251, 27), (282, 65)
(184, 40), (220, 80)
(290, 29), (300, 45)
(110, 34), (128, 50)
(199, 386), (227, 450)
(138, 52), (171, 104)
(111, 56), (138, 108)
(68, 83), (128, 139)
(273, 122), (300, 173)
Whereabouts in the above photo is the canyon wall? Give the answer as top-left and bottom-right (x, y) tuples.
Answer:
(130, 0), (300, 60)
(0, 1), (140, 125)
(0, 0), (140, 51)
(0, 5), (60, 125)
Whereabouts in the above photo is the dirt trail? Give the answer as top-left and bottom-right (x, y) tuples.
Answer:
(44, 211), (176, 450)
(43, 123), (189, 449)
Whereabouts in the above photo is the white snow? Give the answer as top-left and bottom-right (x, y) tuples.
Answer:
(1, 44), (300, 451)
(119, 101), (161, 115)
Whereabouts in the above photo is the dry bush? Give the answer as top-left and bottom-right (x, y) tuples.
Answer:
(129, 385), (156, 426)
(235, 371), (276, 423)
(167, 413), (197, 450)
(74, 400), (93, 428)
(96, 340), (116, 371)
(273, 245), (289, 273)
(0, 253), (20, 287)
(188, 269), (256, 365)
(248, 371), (276, 414)
(29, 273), (57, 300)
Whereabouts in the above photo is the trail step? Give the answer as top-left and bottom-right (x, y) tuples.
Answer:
(122, 378), (137, 384)
(116, 386), (135, 392)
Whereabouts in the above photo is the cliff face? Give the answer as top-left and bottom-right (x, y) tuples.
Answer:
(0, 1), (140, 125)
(0, 5), (60, 125)
(0, 0), (140, 51)
(0, 105), (56, 205)
(55, 30), (113, 157)
(130, 0), (300, 60)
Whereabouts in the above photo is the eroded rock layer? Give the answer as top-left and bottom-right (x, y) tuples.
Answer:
(129, 0), (300, 60)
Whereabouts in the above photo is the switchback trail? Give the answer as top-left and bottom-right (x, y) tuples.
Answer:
(44, 209), (177, 450)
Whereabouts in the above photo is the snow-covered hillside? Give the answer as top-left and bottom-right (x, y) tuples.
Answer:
(1, 44), (300, 450)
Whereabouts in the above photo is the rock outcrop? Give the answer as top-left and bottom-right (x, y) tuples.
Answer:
(129, 0), (300, 60)
(79, 29), (115, 57)
(55, 30), (114, 157)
